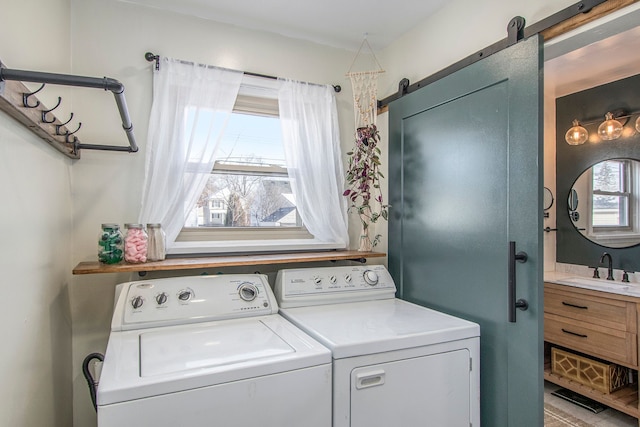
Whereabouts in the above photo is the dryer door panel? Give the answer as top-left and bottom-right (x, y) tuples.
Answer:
(350, 349), (470, 427)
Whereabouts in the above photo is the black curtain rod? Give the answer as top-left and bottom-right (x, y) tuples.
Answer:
(144, 52), (341, 93)
(377, 0), (609, 109)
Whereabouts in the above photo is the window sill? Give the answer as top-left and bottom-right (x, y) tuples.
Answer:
(72, 250), (386, 275)
(588, 232), (640, 246)
(168, 238), (344, 256)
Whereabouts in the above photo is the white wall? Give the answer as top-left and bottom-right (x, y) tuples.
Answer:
(67, 0), (363, 267)
(377, 0), (576, 97)
(0, 1), (73, 426)
(0, 0), (601, 425)
(67, 1), (365, 425)
(543, 91), (557, 270)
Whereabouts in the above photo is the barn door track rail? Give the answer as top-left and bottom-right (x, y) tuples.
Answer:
(0, 61), (137, 159)
(377, 0), (627, 109)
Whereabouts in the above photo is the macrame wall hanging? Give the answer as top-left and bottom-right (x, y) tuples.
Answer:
(345, 35), (385, 129)
(343, 35), (388, 252)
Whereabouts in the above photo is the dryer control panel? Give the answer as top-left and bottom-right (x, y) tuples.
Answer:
(275, 265), (396, 308)
(112, 274), (277, 331)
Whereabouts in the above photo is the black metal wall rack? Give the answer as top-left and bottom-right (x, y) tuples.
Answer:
(0, 60), (137, 159)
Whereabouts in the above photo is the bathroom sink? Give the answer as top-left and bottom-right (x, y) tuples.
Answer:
(554, 276), (631, 293)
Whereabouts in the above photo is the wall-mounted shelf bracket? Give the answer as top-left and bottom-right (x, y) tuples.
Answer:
(0, 61), (137, 159)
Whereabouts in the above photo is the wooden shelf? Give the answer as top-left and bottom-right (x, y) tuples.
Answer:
(544, 365), (639, 419)
(72, 250), (386, 275)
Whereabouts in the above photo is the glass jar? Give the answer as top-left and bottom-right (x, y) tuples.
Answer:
(146, 223), (166, 261)
(98, 224), (123, 264)
(124, 223), (148, 263)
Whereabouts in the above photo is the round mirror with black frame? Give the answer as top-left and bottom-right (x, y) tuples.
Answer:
(568, 158), (640, 248)
(543, 187), (554, 211)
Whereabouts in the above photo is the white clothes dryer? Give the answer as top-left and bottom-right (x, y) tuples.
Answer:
(275, 265), (481, 427)
(98, 274), (331, 427)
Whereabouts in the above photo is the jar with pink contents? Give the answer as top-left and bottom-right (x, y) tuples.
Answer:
(124, 223), (148, 263)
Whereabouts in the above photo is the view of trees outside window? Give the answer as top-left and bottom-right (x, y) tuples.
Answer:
(592, 159), (630, 227)
(184, 112), (300, 228)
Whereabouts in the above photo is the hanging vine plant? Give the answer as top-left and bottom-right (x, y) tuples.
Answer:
(343, 124), (389, 250)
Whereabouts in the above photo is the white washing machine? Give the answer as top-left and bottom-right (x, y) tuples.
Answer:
(275, 265), (481, 427)
(98, 274), (332, 427)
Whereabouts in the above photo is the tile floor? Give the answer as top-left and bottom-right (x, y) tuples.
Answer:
(544, 381), (637, 426)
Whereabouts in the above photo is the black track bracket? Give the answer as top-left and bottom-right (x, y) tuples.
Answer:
(398, 78), (410, 97)
(507, 16), (526, 45)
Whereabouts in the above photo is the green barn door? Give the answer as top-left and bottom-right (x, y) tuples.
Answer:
(388, 35), (543, 426)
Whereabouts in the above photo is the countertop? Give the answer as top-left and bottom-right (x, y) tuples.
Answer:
(544, 270), (640, 298)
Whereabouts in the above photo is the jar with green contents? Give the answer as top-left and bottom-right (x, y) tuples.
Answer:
(98, 224), (123, 264)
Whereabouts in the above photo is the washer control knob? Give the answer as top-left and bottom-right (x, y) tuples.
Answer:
(131, 295), (144, 309)
(155, 292), (168, 305)
(313, 276), (322, 285)
(178, 289), (193, 302)
(363, 270), (379, 286)
(344, 274), (352, 283)
(329, 275), (337, 284)
(239, 283), (258, 301)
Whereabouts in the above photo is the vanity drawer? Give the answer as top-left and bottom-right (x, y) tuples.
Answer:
(545, 286), (636, 333)
(545, 313), (637, 367)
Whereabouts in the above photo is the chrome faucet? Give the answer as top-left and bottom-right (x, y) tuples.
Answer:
(600, 252), (614, 281)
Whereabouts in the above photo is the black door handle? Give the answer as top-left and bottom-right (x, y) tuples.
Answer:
(508, 241), (528, 323)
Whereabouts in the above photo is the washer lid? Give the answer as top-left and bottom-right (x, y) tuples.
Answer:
(140, 321), (293, 377)
(279, 299), (480, 359)
(98, 315), (331, 405)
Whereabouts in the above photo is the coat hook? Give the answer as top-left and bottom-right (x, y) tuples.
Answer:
(41, 97), (62, 123)
(23, 84), (45, 108)
(55, 112), (74, 135)
(65, 122), (82, 144)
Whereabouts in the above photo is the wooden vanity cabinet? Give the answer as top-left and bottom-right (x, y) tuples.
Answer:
(544, 282), (640, 420)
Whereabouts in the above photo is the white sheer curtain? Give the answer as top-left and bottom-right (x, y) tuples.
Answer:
(139, 58), (243, 247)
(278, 79), (349, 246)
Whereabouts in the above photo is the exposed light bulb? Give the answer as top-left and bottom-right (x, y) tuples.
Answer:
(565, 119), (588, 145)
(598, 112), (623, 140)
(636, 115), (640, 133)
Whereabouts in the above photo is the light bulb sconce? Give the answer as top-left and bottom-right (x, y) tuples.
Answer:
(565, 108), (640, 145)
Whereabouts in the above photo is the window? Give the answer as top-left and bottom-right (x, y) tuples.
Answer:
(569, 159), (640, 248)
(178, 77), (312, 243)
(592, 160), (631, 230)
